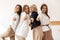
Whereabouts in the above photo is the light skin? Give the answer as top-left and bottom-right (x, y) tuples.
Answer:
(29, 5), (39, 23)
(29, 5), (40, 26)
(41, 6), (47, 14)
(17, 5), (29, 40)
(24, 6), (29, 20)
(29, 6), (36, 23)
(15, 6), (20, 13)
(13, 6), (21, 21)
(10, 6), (21, 40)
(24, 6), (29, 14)
(30, 6), (37, 13)
(29, 7), (33, 13)
(29, 5), (43, 40)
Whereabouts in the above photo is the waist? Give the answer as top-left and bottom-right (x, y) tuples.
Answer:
(41, 24), (51, 32)
(41, 24), (49, 26)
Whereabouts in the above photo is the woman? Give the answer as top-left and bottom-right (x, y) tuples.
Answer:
(16, 5), (30, 40)
(40, 4), (53, 40)
(0, 4), (22, 40)
(29, 4), (43, 40)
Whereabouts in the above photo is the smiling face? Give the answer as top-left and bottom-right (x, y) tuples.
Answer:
(41, 6), (47, 14)
(30, 5), (37, 13)
(29, 7), (33, 13)
(23, 5), (29, 14)
(25, 6), (29, 14)
(41, 4), (48, 14)
(15, 6), (20, 13)
(41, 4), (50, 18)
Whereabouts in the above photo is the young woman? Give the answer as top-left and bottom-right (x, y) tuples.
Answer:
(0, 4), (22, 40)
(40, 4), (53, 40)
(16, 5), (30, 40)
(29, 4), (43, 40)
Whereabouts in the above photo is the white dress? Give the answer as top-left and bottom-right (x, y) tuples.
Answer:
(39, 12), (50, 32)
(10, 13), (19, 32)
(16, 12), (29, 37)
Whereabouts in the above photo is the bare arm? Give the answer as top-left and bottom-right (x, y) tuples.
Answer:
(36, 16), (40, 21)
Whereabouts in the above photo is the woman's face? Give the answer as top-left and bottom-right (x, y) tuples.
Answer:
(15, 6), (20, 13)
(24, 6), (29, 14)
(30, 7), (33, 13)
(41, 6), (47, 13)
(30, 7), (36, 13)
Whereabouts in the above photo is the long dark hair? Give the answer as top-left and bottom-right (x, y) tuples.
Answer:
(15, 4), (22, 16)
(41, 4), (50, 18)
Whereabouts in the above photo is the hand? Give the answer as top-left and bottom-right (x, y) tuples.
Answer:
(24, 16), (27, 21)
(13, 17), (16, 21)
(31, 18), (34, 23)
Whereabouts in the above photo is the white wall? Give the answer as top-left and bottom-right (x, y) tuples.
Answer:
(0, 0), (60, 40)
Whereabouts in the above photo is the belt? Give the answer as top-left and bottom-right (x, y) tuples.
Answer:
(41, 24), (51, 30)
(41, 24), (49, 26)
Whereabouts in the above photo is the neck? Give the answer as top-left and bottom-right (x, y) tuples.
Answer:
(25, 12), (29, 15)
(42, 12), (45, 14)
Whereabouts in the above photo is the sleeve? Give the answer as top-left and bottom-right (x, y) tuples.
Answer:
(30, 12), (38, 19)
(30, 13), (35, 18)
(17, 12), (26, 28)
(10, 14), (19, 31)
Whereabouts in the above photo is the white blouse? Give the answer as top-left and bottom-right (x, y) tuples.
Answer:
(39, 12), (50, 32)
(10, 13), (19, 32)
(16, 12), (29, 37)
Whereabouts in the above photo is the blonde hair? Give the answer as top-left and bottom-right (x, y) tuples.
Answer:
(30, 4), (37, 12)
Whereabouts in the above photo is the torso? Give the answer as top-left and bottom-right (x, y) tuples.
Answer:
(30, 12), (41, 29)
(39, 12), (50, 32)
(10, 13), (19, 32)
(16, 12), (29, 37)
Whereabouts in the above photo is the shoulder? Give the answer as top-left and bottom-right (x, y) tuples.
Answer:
(38, 11), (42, 17)
(11, 13), (19, 17)
(12, 13), (19, 21)
(21, 12), (26, 16)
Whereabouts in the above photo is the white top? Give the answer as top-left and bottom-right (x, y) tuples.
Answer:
(16, 12), (29, 37)
(39, 12), (50, 32)
(10, 13), (19, 32)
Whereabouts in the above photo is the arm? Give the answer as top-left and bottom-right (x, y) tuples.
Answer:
(1, 26), (14, 38)
(36, 15), (40, 21)
(29, 18), (34, 27)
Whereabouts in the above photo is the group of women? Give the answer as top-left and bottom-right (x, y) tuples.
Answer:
(0, 4), (53, 40)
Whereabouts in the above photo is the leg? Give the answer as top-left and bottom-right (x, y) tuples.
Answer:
(16, 36), (25, 40)
(10, 35), (15, 40)
(2, 37), (5, 40)
(42, 30), (53, 40)
(33, 29), (37, 40)
(38, 27), (43, 40)
(9, 27), (15, 40)
(33, 26), (43, 40)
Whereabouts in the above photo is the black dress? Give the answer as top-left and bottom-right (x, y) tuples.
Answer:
(30, 11), (41, 30)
